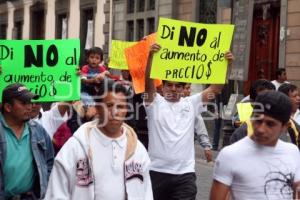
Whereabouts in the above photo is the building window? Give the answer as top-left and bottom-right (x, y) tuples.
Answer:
(127, 0), (135, 13)
(137, 0), (145, 12)
(199, 0), (217, 23)
(127, 20), (134, 41)
(56, 13), (68, 39)
(147, 17), (155, 34)
(124, 0), (156, 40)
(31, 9), (45, 39)
(80, 9), (93, 48)
(148, 0), (155, 10)
(0, 24), (7, 39)
(137, 19), (144, 40)
(13, 21), (23, 39)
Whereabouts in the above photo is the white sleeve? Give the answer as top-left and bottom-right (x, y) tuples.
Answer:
(44, 138), (77, 200)
(293, 148), (300, 182)
(213, 148), (234, 186)
(40, 104), (68, 139)
(195, 116), (212, 149)
(187, 93), (207, 115)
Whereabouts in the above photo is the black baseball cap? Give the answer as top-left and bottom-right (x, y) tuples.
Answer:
(2, 83), (39, 103)
(253, 90), (292, 124)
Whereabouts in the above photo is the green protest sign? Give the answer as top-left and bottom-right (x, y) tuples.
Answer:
(0, 39), (80, 102)
(151, 18), (235, 83)
(109, 40), (137, 69)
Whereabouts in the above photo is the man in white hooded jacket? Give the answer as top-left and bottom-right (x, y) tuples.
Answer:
(45, 79), (153, 200)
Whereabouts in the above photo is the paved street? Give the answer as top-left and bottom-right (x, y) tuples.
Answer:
(195, 144), (219, 200)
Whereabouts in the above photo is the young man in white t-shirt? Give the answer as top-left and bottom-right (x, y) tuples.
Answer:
(144, 44), (233, 200)
(210, 91), (300, 200)
(45, 79), (153, 200)
(271, 68), (289, 90)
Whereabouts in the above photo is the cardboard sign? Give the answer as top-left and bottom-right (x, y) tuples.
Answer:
(125, 33), (161, 94)
(109, 40), (137, 69)
(0, 39), (80, 102)
(151, 17), (234, 83)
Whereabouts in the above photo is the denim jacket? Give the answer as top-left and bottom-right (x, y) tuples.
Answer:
(0, 117), (54, 199)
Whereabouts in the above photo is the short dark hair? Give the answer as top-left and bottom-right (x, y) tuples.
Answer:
(249, 79), (275, 100)
(278, 83), (298, 96)
(162, 80), (187, 87)
(275, 68), (286, 79)
(86, 47), (103, 61)
(94, 79), (130, 103)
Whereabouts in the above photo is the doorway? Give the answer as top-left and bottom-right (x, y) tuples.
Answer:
(244, 1), (280, 95)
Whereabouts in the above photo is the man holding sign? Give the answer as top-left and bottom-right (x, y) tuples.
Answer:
(144, 41), (233, 199)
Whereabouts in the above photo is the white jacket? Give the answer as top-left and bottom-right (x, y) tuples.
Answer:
(44, 120), (153, 200)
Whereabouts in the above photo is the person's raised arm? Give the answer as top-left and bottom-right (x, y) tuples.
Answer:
(81, 70), (110, 85)
(144, 43), (161, 105)
(202, 51), (234, 104)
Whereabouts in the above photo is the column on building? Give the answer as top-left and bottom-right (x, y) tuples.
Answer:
(45, 0), (55, 39)
(94, 0), (105, 48)
(23, 0), (33, 39)
(6, 1), (15, 39)
(68, 0), (80, 38)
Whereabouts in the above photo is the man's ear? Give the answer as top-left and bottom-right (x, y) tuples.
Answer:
(3, 103), (12, 113)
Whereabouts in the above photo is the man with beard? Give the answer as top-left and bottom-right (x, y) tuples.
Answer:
(0, 83), (54, 199)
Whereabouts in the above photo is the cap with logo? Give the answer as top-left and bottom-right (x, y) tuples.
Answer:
(2, 83), (39, 103)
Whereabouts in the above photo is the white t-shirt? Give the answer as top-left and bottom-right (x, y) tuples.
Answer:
(214, 137), (300, 200)
(90, 127), (127, 200)
(145, 93), (206, 174)
(271, 80), (289, 90)
(40, 104), (69, 139)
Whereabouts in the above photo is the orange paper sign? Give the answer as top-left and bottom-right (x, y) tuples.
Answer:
(125, 33), (161, 94)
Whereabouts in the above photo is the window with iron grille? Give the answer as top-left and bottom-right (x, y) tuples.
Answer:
(199, 0), (217, 23)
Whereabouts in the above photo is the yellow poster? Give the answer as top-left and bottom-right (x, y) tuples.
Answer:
(109, 40), (137, 69)
(151, 17), (235, 83)
(237, 102), (253, 122)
